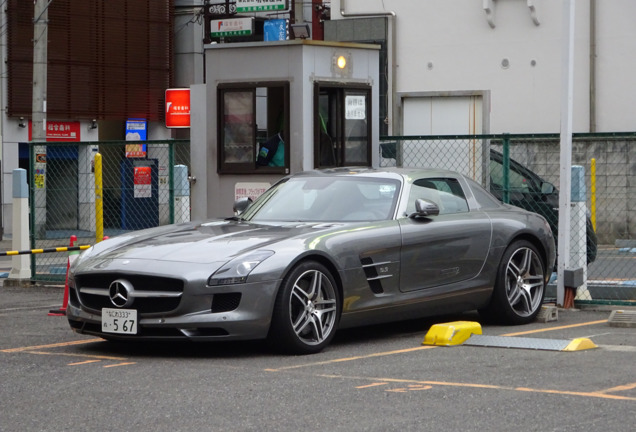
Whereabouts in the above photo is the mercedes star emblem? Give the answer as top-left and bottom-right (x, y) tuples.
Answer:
(108, 279), (135, 308)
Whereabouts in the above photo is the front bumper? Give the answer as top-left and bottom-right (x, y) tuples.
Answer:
(66, 279), (280, 342)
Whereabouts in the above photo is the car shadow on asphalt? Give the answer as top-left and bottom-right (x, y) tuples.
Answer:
(70, 311), (484, 359)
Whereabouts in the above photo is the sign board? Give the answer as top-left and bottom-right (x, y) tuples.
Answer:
(134, 166), (152, 198)
(165, 88), (191, 128)
(264, 19), (288, 41)
(234, 182), (270, 202)
(125, 118), (147, 158)
(236, 0), (287, 13)
(345, 96), (366, 120)
(211, 18), (254, 37)
(28, 120), (81, 142)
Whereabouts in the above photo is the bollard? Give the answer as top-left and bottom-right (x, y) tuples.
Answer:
(570, 165), (589, 303)
(9, 169), (31, 281)
(174, 164), (190, 224)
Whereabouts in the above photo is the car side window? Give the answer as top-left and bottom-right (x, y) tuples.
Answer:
(408, 178), (469, 215)
(490, 159), (531, 192)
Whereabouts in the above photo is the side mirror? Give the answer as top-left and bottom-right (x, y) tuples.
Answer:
(409, 199), (440, 218)
(541, 182), (555, 194)
(233, 197), (253, 215)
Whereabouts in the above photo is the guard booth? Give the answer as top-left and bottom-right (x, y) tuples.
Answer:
(189, 40), (380, 220)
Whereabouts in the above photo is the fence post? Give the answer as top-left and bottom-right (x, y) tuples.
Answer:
(502, 133), (510, 204)
(9, 169), (31, 280)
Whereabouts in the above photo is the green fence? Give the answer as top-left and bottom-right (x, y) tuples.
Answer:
(380, 132), (636, 305)
(28, 140), (190, 282)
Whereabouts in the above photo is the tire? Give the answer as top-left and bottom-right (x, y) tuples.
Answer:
(268, 261), (340, 354)
(480, 240), (546, 325)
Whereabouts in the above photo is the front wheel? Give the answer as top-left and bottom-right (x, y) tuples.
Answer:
(480, 240), (546, 325)
(268, 261), (340, 354)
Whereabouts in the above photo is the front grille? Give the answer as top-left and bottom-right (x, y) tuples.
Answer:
(211, 293), (242, 313)
(75, 273), (184, 314)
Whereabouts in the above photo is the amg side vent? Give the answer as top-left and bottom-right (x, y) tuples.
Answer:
(360, 257), (393, 294)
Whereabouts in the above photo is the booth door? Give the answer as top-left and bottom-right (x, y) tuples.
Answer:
(314, 83), (371, 168)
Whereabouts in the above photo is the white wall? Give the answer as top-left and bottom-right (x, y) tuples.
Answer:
(334, 0), (636, 134)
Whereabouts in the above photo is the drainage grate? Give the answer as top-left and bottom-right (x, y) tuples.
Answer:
(608, 310), (636, 328)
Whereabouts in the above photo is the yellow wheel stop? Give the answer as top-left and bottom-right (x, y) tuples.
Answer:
(422, 321), (482, 346)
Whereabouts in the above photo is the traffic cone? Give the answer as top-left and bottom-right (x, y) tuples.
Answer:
(48, 235), (78, 316)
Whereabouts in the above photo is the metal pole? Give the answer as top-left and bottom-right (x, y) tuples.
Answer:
(32, 0), (49, 142)
(557, 0), (575, 307)
(94, 153), (104, 243)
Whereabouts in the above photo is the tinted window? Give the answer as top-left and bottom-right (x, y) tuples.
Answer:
(408, 178), (469, 215)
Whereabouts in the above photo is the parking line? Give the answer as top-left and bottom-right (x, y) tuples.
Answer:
(327, 375), (636, 401)
(21, 350), (129, 361)
(265, 345), (438, 371)
(596, 382), (636, 394)
(1, 338), (103, 353)
(68, 360), (101, 366)
(500, 319), (607, 337)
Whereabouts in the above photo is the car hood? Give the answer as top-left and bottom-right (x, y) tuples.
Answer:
(77, 219), (347, 266)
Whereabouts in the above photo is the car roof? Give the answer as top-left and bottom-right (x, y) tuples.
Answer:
(291, 166), (465, 182)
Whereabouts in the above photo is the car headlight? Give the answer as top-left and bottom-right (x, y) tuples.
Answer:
(208, 250), (274, 286)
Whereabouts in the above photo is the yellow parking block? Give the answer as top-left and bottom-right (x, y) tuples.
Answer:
(422, 321), (482, 346)
(562, 338), (598, 352)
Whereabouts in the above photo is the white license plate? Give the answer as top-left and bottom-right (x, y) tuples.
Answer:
(102, 308), (138, 334)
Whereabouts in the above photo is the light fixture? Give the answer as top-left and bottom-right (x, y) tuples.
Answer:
(89, 119), (97, 129)
(291, 23), (310, 40)
(332, 52), (352, 77)
(18, 117), (26, 128)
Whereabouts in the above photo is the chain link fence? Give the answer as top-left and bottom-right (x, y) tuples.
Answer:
(380, 133), (636, 306)
(28, 140), (190, 282)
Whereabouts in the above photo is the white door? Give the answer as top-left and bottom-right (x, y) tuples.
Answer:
(401, 96), (483, 179)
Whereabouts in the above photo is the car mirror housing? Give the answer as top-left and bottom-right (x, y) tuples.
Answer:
(541, 182), (555, 195)
(233, 197), (253, 215)
(410, 198), (440, 218)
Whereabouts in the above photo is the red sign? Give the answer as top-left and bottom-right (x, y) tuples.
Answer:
(28, 121), (81, 142)
(134, 166), (152, 198)
(165, 88), (190, 128)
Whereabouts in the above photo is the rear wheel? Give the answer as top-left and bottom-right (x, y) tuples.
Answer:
(480, 240), (546, 324)
(268, 261), (340, 354)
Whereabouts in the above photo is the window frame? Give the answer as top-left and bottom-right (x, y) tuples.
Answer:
(314, 82), (372, 169)
(217, 81), (290, 174)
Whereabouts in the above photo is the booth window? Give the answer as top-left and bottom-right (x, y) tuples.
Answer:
(218, 82), (289, 174)
(315, 84), (372, 168)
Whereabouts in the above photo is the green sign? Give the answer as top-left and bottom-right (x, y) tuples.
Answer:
(236, 1), (287, 13)
(210, 18), (254, 38)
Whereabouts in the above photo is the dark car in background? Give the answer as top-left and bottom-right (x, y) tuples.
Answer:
(489, 149), (597, 264)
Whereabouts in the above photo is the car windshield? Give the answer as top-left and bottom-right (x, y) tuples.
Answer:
(241, 176), (401, 222)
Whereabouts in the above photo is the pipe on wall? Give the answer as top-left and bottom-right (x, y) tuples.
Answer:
(340, 0), (397, 135)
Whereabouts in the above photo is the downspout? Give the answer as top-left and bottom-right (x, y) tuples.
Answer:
(340, 0), (397, 135)
(589, 0), (596, 132)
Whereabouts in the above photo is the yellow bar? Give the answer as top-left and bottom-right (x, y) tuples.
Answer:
(95, 153), (104, 243)
(590, 158), (596, 232)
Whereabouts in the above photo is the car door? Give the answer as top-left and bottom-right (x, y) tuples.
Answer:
(398, 177), (492, 292)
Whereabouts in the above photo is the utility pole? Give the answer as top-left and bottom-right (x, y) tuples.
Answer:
(32, 0), (49, 142)
(32, 0), (50, 240)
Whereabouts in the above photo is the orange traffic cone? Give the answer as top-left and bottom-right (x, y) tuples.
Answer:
(48, 235), (78, 316)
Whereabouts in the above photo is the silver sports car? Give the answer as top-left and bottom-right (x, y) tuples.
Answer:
(67, 167), (555, 354)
